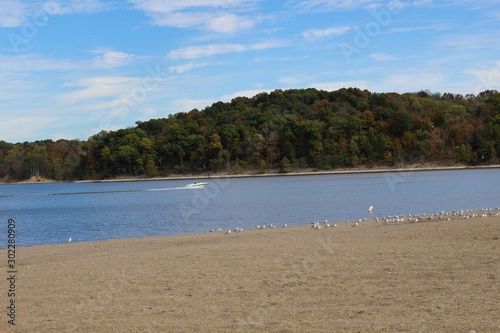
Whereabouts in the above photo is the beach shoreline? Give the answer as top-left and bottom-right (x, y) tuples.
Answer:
(1, 209), (499, 332)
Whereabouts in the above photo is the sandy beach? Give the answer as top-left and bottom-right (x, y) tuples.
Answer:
(1, 210), (499, 332)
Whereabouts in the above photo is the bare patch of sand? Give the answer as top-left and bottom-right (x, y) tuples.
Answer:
(1, 211), (499, 332)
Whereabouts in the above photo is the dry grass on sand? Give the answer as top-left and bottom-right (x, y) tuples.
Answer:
(1, 210), (499, 332)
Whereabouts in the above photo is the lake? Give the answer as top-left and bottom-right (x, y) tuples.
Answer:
(1, 168), (499, 248)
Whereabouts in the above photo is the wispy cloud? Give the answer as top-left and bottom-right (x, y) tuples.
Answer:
(129, 0), (260, 33)
(0, 0), (110, 27)
(60, 76), (141, 103)
(382, 72), (445, 92)
(0, 0), (25, 27)
(0, 116), (58, 143)
(169, 62), (207, 74)
(52, 0), (112, 14)
(167, 40), (287, 60)
(439, 31), (500, 50)
(466, 61), (500, 94)
(0, 54), (78, 72)
(293, 0), (376, 12)
(370, 52), (398, 61)
(0, 51), (141, 73)
(91, 51), (138, 69)
(279, 74), (315, 86)
(292, 0), (499, 12)
(292, 0), (411, 12)
(389, 23), (452, 33)
(301, 26), (351, 40)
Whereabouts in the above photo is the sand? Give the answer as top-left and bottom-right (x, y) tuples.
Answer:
(1, 211), (499, 332)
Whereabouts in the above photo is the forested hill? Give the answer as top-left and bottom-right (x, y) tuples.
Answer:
(1, 88), (500, 181)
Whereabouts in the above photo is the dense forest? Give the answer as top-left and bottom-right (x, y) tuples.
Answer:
(1, 88), (499, 181)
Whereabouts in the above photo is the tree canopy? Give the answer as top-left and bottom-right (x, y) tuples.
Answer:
(1, 88), (499, 181)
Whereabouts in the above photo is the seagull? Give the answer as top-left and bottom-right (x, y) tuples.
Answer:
(66, 237), (72, 243)
(368, 205), (373, 213)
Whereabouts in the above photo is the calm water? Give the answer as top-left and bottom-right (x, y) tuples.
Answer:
(1, 168), (499, 248)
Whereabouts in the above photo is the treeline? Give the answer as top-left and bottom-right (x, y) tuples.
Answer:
(1, 88), (500, 181)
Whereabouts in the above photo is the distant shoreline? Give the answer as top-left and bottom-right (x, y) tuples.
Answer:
(70, 163), (500, 183)
(3, 163), (500, 185)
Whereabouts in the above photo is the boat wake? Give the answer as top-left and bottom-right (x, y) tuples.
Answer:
(0, 183), (209, 198)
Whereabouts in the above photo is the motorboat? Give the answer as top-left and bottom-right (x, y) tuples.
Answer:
(185, 182), (209, 188)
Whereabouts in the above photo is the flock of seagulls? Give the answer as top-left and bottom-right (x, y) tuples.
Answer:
(66, 206), (498, 242)
(209, 223), (289, 235)
(376, 208), (500, 225)
(210, 205), (500, 235)
(311, 220), (338, 230)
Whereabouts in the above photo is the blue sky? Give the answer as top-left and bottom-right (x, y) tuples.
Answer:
(1, 0), (499, 143)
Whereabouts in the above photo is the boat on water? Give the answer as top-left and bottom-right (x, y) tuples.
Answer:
(185, 182), (209, 189)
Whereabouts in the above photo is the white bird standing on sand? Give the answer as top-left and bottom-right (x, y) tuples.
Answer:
(66, 237), (72, 243)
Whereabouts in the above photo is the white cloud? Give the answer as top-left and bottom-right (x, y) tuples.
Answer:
(0, 72), (43, 99)
(129, 0), (258, 33)
(293, 0), (410, 12)
(389, 23), (452, 33)
(92, 51), (137, 69)
(370, 52), (398, 61)
(205, 12), (256, 33)
(381, 72), (445, 93)
(60, 76), (141, 103)
(129, 0), (255, 14)
(169, 62), (206, 74)
(0, 0), (108, 27)
(0, 0), (26, 27)
(294, 0), (375, 12)
(167, 41), (287, 60)
(0, 51), (140, 73)
(0, 116), (57, 143)
(466, 62), (500, 94)
(293, 0), (495, 12)
(0, 54), (78, 72)
(437, 31), (500, 50)
(302, 26), (351, 40)
(168, 43), (246, 60)
(279, 74), (314, 86)
(52, 0), (110, 15)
